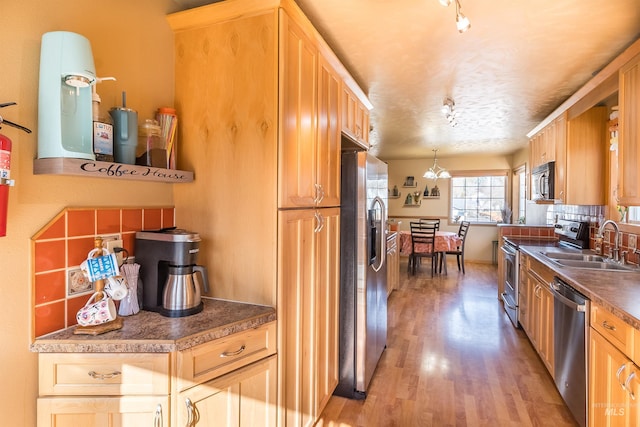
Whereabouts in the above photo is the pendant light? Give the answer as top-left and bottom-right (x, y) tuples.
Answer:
(423, 149), (451, 180)
(438, 0), (471, 33)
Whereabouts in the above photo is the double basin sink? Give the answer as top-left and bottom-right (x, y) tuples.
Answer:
(539, 250), (638, 272)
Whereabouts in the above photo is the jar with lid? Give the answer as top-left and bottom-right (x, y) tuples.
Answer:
(136, 119), (167, 168)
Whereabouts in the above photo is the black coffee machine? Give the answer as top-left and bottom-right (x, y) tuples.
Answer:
(135, 228), (209, 317)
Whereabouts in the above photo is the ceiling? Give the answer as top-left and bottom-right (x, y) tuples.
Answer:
(175, 0), (640, 160)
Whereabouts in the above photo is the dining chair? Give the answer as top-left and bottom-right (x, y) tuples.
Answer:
(408, 221), (438, 277)
(442, 221), (470, 274)
(419, 218), (440, 230)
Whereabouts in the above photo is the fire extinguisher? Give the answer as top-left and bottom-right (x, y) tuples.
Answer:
(0, 102), (32, 237)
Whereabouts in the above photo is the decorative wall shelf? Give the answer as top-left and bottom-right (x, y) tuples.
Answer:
(33, 158), (194, 184)
(422, 196), (440, 200)
(403, 203), (421, 207)
(389, 194), (401, 199)
(402, 184), (417, 188)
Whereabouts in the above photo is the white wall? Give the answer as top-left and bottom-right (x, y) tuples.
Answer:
(385, 154), (514, 263)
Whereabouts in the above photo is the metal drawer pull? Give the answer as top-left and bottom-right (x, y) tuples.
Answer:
(616, 364), (627, 390)
(626, 372), (636, 400)
(154, 404), (163, 427)
(220, 344), (246, 358)
(602, 320), (617, 331)
(88, 370), (121, 380)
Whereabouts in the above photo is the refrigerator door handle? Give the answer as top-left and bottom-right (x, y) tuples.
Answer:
(371, 196), (386, 272)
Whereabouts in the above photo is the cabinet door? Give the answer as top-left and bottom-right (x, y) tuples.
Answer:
(518, 269), (531, 335)
(316, 55), (341, 207)
(589, 329), (631, 427)
(314, 208), (340, 415)
(554, 113), (567, 202)
(619, 53), (640, 205)
(37, 396), (168, 427)
(278, 209), (318, 427)
(177, 355), (277, 427)
(537, 284), (554, 374)
(279, 11), (319, 208)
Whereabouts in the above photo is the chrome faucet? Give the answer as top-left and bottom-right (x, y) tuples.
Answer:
(598, 219), (621, 262)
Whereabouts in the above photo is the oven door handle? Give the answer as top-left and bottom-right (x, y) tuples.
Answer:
(500, 246), (516, 257)
(549, 282), (586, 312)
(500, 292), (517, 310)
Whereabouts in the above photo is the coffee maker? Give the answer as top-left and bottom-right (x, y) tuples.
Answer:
(135, 228), (210, 317)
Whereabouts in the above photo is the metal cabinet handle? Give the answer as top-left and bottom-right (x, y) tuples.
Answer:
(626, 372), (637, 400)
(616, 364), (628, 390)
(220, 344), (246, 358)
(185, 398), (199, 426)
(314, 183), (325, 204)
(534, 284), (541, 298)
(88, 370), (121, 380)
(602, 320), (617, 331)
(154, 404), (163, 427)
(314, 211), (325, 233)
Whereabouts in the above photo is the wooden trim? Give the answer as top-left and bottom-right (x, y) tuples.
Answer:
(448, 169), (510, 177)
(33, 158), (194, 183)
(527, 37), (640, 138)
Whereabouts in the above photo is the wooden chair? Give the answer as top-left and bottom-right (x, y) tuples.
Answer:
(441, 221), (470, 274)
(408, 221), (438, 277)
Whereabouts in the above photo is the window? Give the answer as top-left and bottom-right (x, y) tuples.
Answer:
(449, 171), (508, 224)
(516, 166), (526, 224)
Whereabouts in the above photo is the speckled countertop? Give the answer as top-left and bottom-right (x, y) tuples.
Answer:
(520, 245), (640, 330)
(30, 298), (276, 353)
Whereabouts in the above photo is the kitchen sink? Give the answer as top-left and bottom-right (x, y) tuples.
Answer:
(538, 251), (638, 272)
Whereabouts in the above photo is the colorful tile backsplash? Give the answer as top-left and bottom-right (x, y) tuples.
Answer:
(31, 207), (174, 339)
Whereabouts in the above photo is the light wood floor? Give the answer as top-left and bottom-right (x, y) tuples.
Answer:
(317, 259), (578, 427)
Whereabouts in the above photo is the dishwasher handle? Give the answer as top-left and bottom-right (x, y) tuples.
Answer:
(550, 281), (586, 312)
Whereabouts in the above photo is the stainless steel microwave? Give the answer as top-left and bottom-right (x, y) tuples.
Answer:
(531, 161), (555, 201)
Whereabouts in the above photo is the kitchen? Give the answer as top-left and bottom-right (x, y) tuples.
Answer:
(2, 1), (640, 426)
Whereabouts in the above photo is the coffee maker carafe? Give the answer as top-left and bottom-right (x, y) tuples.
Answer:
(135, 229), (210, 317)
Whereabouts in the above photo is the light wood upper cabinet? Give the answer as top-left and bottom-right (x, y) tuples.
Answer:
(562, 107), (608, 205)
(342, 85), (370, 149)
(618, 52), (640, 205)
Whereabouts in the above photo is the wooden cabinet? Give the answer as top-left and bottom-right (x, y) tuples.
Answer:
(519, 253), (554, 375)
(37, 323), (277, 427)
(386, 232), (399, 297)
(529, 107), (607, 204)
(278, 207), (340, 427)
(342, 85), (370, 149)
(561, 107), (608, 205)
(618, 52), (640, 205)
(176, 355), (277, 427)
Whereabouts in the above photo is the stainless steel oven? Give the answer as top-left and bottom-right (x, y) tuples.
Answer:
(500, 238), (519, 327)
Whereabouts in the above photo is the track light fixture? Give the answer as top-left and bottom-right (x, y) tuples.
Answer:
(438, 0), (471, 33)
(441, 97), (458, 127)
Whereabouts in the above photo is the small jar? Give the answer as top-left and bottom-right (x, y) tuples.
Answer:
(136, 119), (167, 168)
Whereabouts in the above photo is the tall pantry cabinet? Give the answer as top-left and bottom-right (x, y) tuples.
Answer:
(168, 0), (370, 425)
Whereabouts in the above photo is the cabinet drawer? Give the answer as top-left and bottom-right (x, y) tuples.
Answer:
(177, 322), (276, 391)
(591, 303), (635, 359)
(39, 353), (170, 396)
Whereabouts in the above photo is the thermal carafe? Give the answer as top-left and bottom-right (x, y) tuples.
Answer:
(135, 229), (210, 317)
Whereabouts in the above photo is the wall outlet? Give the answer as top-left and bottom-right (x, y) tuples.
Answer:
(102, 234), (123, 264)
(629, 234), (637, 251)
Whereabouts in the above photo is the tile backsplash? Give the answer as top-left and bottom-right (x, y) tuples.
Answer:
(32, 207), (174, 339)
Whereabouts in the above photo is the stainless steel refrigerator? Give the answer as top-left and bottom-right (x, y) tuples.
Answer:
(335, 150), (388, 399)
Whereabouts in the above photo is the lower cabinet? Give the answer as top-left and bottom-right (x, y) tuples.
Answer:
(589, 303), (640, 426)
(519, 254), (554, 375)
(37, 396), (168, 427)
(37, 322), (277, 427)
(176, 355), (277, 426)
(278, 207), (340, 426)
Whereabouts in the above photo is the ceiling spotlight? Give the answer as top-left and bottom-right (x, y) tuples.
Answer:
(439, 0), (470, 33)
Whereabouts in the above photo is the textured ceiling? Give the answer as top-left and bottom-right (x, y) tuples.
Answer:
(175, 0), (640, 160)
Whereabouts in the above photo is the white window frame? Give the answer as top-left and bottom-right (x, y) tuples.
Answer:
(448, 169), (510, 225)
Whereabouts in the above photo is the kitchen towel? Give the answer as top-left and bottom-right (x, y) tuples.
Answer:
(118, 263), (140, 316)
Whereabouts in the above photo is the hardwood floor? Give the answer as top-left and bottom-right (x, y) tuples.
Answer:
(317, 259), (578, 427)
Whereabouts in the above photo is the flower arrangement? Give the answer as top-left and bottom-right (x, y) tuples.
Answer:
(617, 205), (628, 221)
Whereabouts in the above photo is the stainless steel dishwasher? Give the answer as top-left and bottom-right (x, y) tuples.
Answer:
(550, 276), (589, 427)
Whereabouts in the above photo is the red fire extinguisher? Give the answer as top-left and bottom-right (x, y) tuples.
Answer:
(0, 132), (13, 237)
(0, 102), (32, 237)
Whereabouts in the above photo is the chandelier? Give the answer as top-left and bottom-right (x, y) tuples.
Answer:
(438, 0), (471, 33)
(423, 149), (451, 180)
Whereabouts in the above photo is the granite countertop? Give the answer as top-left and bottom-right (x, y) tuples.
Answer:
(30, 298), (276, 353)
(520, 245), (640, 330)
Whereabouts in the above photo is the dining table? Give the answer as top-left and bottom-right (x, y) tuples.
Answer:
(398, 230), (461, 275)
